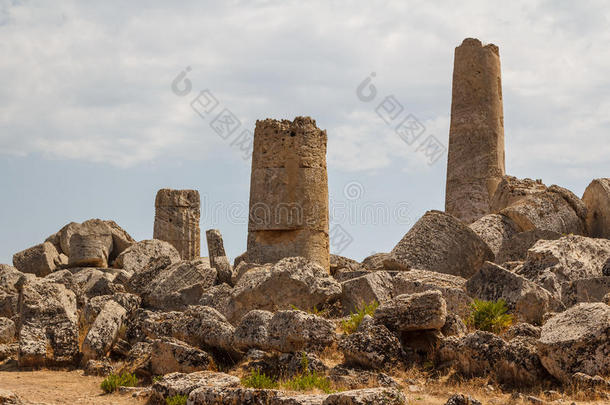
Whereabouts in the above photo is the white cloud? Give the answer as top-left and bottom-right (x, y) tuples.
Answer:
(0, 0), (608, 180)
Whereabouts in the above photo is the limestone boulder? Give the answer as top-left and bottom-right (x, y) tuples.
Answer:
(151, 371), (240, 402)
(537, 303), (610, 383)
(150, 338), (212, 375)
(205, 229), (226, 261)
(113, 239), (181, 274)
(441, 314), (468, 337)
(0, 342), (18, 362)
(0, 389), (22, 405)
(68, 233), (113, 268)
(466, 262), (561, 324)
(360, 253), (390, 271)
(391, 211), (493, 278)
(444, 394), (482, 405)
(198, 283), (233, 318)
(233, 310), (273, 351)
(211, 255), (233, 286)
(516, 235), (610, 298)
(154, 188), (201, 260)
(469, 214), (519, 259)
(561, 276), (610, 307)
(495, 229), (561, 264)
(338, 322), (403, 370)
(494, 181), (587, 235)
(129, 257), (217, 310)
(17, 279), (79, 367)
(330, 254), (364, 274)
(323, 388), (406, 405)
(0, 317), (16, 343)
(375, 291), (447, 333)
(103, 220), (135, 259)
(12, 242), (61, 277)
(227, 257), (341, 323)
(490, 176), (548, 212)
(437, 331), (549, 387)
(81, 292), (140, 329)
(504, 323), (541, 340)
(81, 300), (127, 362)
(0, 264), (27, 321)
(582, 178), (610, 238)
(266, 310), (336, 353)
(139, 306), (235, 354)
(340, 271), (393, 314)
(392, 270), (471, 318)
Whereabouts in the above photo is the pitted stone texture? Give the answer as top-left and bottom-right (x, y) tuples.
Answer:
(227, 257), (341, 324)
(0, 317), (16, 343)
(339, 323), (402, 370)
(17, 279), (79, 367)
(266, 310), (336, 353)
(445, 38), (505, 224)
(437, 331), (549, 387)
(129, 257), (217, 311)
(582, 178), (610, 238)
(515, 235), (610, 299)
(375, 291), (447, 332)
(68, 233), (113, 268)
(392, 270), (471, 318)
(154, 189), (201, 260)
(340, 271), (393, 314)
(113, 239), (181, 274)
(206, 229), (227, 260)
(391, 210), (493, 278)
(467, 262), (561, 324)
(537, 303), (610, 383)
(561, 276), (610, 307)
(441, 314), (468, 337)
(469, 214), (519, 259)
(150, 338), (212, 375)
(233, 310), (273, 351)
(82, 300), (127, 362)
(12, 242), (61, 277)
(444, 394), (482, 405)
(151, 371), (240, 402)
(0, 265), (28, 321)
(248, 117), (329, 271)
(500, 187), (586, 236)
(490, 176), (548, 213)
(495, 229), (561, 264)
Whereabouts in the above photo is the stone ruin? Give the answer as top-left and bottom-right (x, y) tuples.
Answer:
(246, 116), (330, 272)
(153, 188), (201, 260)
(1, 38), (610, 405)
(446, 38), (506, 224)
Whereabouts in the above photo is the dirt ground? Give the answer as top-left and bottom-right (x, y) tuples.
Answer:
(0, 369), (608, 405)
(0, 370), (147, 405)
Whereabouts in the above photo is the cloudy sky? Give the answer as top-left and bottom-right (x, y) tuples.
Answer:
(1, 0), (609, 264)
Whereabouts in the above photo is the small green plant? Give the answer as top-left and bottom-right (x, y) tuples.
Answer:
(284, 352), (333, 393)
(241, 369), (279, 389)
(468, 299), (514, 334)
(290, 304), (326, 316)
(100, 372), (138, 393)
(165, 394), (188, 405)
(340, 300), (379, 334)
(284, 370), (333, 393)
(152, 375), (163, 383)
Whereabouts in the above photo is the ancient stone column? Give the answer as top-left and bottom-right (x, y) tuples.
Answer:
(445, 38), (506, 224)
(247, 116), (330, 271)
(153, 189), (201, 260)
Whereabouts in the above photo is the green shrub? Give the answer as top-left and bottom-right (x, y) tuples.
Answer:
(340, 300), (379, 334)
(284, 352), (333, 393)
(100, 372), (138, 393)
(166, 394), (188, 405)
(241, 369), (279, 389)
(468, 299), (514, 334)
(284, 371), (333, 393)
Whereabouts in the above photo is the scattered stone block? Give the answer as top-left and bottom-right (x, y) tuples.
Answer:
(12, 242), (60, 277)
(582, 178), (610, 238)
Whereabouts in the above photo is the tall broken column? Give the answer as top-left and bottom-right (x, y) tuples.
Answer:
(445, 38), (506, 224)
(154, 189), (201, 260)
(247, 116), (330, 271)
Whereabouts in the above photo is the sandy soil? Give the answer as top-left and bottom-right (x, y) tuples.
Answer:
(1, 369), (608, 405)
(0, 370), (147, 405)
